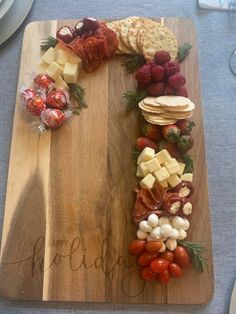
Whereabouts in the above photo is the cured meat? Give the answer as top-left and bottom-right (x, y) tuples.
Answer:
(133, 197), (162, 224)
(99, 25), (119, 57)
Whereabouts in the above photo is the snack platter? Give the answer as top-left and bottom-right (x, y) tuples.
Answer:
(0, 17), (214, 303)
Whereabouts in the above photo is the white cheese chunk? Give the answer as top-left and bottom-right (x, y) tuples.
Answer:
(160, 180), (168, 188)
(63, 62), (79, 84)
(164, 158), (180, 175)
(178, 229), (187, 240)
(55, 48), (68, 65)
(137, 147), (155, 165)
(147, 214), (159, 228)
(168, 174), (181, 188)
(140, 173), (156, 190)
(159, 216), (170, 226)
(177, 162), (185, 176)
(139, 221), (152, 233)
(41, 47), (55, 64)
(166, 239), (177, 251)
(55, 76), (69, 90)
(159, 241), (166, 253)
(160, 224), (173, 238)
(181, 173), (193, 182)
(172, 216), (185, 229)
(136, 162), (149, 177)
(169, 201), (181, 215)
(155, 149), (171, 165)
(145, 158), (161, 173)
(178, 187), (191, 197)
(154, 167), (170, 182)
(150, 227), (161, 240)
(36, 62), (48, 74)
(169, 228), (179, 240)
(182, 202), (192, 216)
(46, 61), (63, 80)
(182, 218), (190, 231)
(137, 229), (147, 240)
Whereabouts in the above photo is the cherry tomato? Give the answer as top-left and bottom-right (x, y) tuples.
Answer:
(150, 258), (169, 273)
(159, 250), (174, 262)
(169, 263), (183, 278)
(137, 252), (158, 266)
(174, 246), (190, 269)
(128, 240), (146, 255)
(145, 241), (162, 253)
(140, 267), (156, 281)
(157, 269), (171, 285)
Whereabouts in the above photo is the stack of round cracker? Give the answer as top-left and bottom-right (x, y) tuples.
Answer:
(106, 17), (178, 60)
(139, 96), (195, 125)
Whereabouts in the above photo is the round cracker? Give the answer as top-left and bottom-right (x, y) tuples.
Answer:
(142, 112), (177, 123)
(144, 116), (177, 125)
(139, 103), (165, 114)
(143, 97), (162, 107)
(163, 102), (195, 112)
(161, 112), (193, 119)
(155, 96), (191, 107)
(127, 17), (150, 54)
(107, 21), (131, 54)
(119, 16), (139, 53)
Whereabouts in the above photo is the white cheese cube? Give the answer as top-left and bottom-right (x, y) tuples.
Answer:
(63, 63), (79, 84)
(177, 162), (185, 176)
(166, 239), (177, 251)
(55, 76), (69, 90)
(159, 216), (170, 226)
(164, 158), (180, 175)
(137, 229), (147, 240)
(67, 51), (82, 65)
(155, 149), (171, 165)
(178, 229), (187, 240)
(145, 158), (161, 173)
(137, 147), (155, 165)
(136, 162), (149, 177)
(55, 49), (68, 65)
(41, 47), (55, 64)
(154, 167), (170, 182)
(36, 62), (48, 74)
(46, 61), (63, 80)
(181, 173), (193, 182)
(168, 174), (181, 188)
(160, 180), (168, 188)
(140, 174), (156, 190)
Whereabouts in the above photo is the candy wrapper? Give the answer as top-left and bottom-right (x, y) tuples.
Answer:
(20, 74), (72, 132)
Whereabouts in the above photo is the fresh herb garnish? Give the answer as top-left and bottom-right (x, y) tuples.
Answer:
(178, 240), (208, 273)
(40, 36), (58, 51)
(123, 90), (148, 112)
(122, 54), (146, 74)
(68, 83), (87, 114)
(177, 43), (192, 63)
(181, 154), (194, 173)
(131, 147), (140, 160)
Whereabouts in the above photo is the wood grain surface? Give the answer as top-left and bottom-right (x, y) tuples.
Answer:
(0, 18), (214, 303)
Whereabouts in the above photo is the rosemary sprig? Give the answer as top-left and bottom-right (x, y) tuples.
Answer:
(122, 54), (146, 74)
(123, 90), (148, 112)
(131, 147), (140, 160)
(181, 154), (194, 173)
(178, 240), (208, 273)
(40, 36), (58, 51)
(177, 43), (192, 63)
(68, 83), (88, 114)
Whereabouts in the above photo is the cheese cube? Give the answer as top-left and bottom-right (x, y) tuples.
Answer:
(136, 162), (149, 177)
(137, 147), (155, 165)
(140, 174), (156, 190)
(55, 76), (69, 90)
(41, 47), (55, 64)
(160, 180), (168, 188)
(155, 149), (172, 165)
(181, 173), (193, 182)
(177, 162), (185, 176)
(67, 51), (82, 65)
(168, 174), (181, 188)
(154, 167), (170, 182)
(36, 62), (48, 74)
(63, 63), (79, 83)
(164, 158), (180, 175)
(145, 158), (161, 173)
(55, 49), (68, 65)
(46, 61), (63, 80)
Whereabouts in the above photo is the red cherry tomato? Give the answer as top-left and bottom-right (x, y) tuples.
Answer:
(128, 240), (146, 255)
(157, 269), (171, 285)
(145, 241), (162, 253)
(174, 246), (191, 269)
(137, 252), (158, 266)
(159, 250), (174, 262)
(150, 258), (169, 273)
(140, 267), (156, 281)
(169, 263), (183, 278)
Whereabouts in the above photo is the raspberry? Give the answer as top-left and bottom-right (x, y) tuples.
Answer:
(154, 51), (171, 65)
(151, 66), (164, 82)
(168, 73), (186, 89)
(164, 61), (180, 77)
(147, 82), (164, 96)
(146, 60), (155, 68)
(164, 85), (175, 95)
(176, 86), (188, 97)
(135, 65), (152, 85)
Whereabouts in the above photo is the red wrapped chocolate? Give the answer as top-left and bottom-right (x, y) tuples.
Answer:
(34, 74), (54, 90)
(21, 88), (36, 103)
(46, 90), (67, 110)
(41, 108), (65, 129)
(26, 96), (46, 116)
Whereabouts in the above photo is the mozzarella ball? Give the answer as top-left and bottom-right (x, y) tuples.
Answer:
(159, 241), (166, 253)
(150, 226), (161, 240)
(169, 228), (179, 240)
(139, 220), (152, 233)
(159, 216), (170, 226)
(166, 239), (177, 251)
(160, 224), (173, 238)
(146, 234), (155, 241)
(147, 214), (159, 228)
(178, 229), (187, 240)
(172, 216), (185, 229)
(137, 229), (147, 240)
(182, 218), (190, 231)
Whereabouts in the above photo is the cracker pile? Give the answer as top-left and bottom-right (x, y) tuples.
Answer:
(107, 17), (178, 60)
(139, 96), (195, 125)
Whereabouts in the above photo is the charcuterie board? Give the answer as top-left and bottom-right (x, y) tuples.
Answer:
(0, 18), (214, 303)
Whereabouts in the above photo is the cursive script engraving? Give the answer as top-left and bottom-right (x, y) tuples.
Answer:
(3, 236), (146, 297)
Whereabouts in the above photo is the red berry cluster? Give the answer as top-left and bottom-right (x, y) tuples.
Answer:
(135, 51), (188, 97)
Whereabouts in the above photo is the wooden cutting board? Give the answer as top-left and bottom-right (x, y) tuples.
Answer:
(0, 18), (214, 303)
